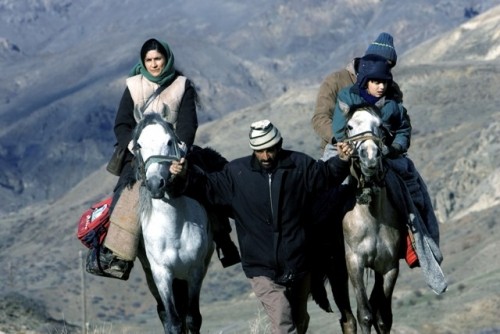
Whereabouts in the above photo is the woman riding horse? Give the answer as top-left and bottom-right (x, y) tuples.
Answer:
(93, 38), (240, 279)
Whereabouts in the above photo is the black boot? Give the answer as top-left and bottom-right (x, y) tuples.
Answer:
(214, 232), (241, 268)
(86, 246), (134, 280)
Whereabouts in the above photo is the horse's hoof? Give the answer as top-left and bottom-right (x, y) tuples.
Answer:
(340, 319), (357, 334)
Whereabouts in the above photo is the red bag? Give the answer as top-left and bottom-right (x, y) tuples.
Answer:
(405, 230), (420, 268)
(77, 197), (113, 248)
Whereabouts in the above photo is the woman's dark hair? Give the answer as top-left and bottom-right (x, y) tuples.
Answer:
(140, 38), (169, 62)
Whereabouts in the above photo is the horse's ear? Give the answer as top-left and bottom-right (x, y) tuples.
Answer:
(338, 100), (350, 115)
(133, 105), (143, 122)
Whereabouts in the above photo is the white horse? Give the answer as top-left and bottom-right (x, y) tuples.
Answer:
(132, 113), (214, 334)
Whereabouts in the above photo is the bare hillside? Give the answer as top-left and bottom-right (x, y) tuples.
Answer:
(0, 2), (500, 334)
(0, 0), (497, 213)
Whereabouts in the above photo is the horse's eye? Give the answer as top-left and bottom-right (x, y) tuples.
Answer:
(347, 125), (353, 131)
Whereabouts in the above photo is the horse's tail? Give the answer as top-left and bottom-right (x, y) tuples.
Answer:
(310, 270), (333, 313)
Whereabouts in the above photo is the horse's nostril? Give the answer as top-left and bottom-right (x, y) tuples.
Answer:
(159, 178), (165, 189)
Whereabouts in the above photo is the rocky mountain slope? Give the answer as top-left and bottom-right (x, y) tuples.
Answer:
(0, 1), (499, 333)
(0, 0), (497, 213)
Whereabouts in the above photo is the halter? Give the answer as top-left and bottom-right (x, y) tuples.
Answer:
(133, 120), (183, 183)
(344, 126), (386, 204)
(343, 130), (383, 157)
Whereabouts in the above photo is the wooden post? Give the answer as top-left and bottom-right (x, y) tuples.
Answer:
(79, 250), (87, 334)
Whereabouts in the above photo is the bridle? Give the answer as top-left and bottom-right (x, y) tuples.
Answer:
(343, 122), (386, 204)
(133, 120), (183, 184)
(343, 130), (383, 158)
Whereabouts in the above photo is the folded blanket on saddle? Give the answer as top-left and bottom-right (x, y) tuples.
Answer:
(384, 157), (448, 294)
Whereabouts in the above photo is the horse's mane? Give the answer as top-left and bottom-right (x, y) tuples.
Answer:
(139, 184), (153, 220)
(345, 103), (382, 122)
(132, 113), (178, 148)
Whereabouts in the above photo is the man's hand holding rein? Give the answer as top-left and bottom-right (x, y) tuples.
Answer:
(337, 142), (354, 161)
(170, 157), (187, 178)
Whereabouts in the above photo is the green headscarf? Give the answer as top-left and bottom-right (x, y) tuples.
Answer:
(128, 39), (176, 86)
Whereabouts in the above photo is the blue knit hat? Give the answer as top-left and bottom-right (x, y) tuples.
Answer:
(356, 54), (393, 89)
(364, 32), (397, 67)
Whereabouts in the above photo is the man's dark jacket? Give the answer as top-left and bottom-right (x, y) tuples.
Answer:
(185, 149), (349, 281)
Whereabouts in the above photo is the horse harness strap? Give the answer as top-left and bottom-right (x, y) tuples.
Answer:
(139, 85), (168, 116)
(349, 159), (362, 188)
(343, 132), (380, 144)
(144, 155), (178, 170)
(134, 121), (183, 183)
(343, 130), (383, 156)
(346, 128), (387, 204)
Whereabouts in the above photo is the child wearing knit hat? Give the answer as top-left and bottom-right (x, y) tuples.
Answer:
(330, 39), (443, 277)
(312, 32), (402, 156)
(313, 31), (444, 298)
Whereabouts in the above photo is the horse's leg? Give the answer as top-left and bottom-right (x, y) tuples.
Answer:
(173, 279), (188, 332)
(345, 254), (372, 334)
(155, 270), (183, 333)
(370, 268), (398, 334)
(185, 271), (206, 334)
(328, 256), (357, 333)
(137, 240), (167, 326)
(370, 198), (401, 334)
(140, 240), (183, 333)
(328, 218), (357, 334)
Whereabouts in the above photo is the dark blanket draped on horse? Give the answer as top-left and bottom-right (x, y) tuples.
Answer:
(384, 156), (447, 294)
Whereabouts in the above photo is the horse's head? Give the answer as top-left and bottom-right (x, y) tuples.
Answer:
(132, 113), (185, 199)
(344, 105), (384, 179)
